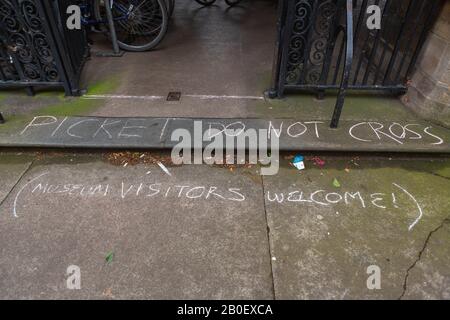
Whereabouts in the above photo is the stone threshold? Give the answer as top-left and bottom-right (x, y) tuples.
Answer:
(0, 116), (449, 153)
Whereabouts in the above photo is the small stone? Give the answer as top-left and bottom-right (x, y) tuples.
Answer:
(317, 215), (324, 220)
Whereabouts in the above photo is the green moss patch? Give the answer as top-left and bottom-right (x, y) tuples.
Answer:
(0, 78), (119, 133)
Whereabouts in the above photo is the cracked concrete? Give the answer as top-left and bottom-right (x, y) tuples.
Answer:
(399, 217), (450, 299)
(0, 151), (449, 299)
(260, 174), (276, 300)
(0, 154), (33, 205)
(262, 157), (450, 299)
(400, 218), (450, 300)
(0, 0), (448, 301)
(0, 155), (273, 299)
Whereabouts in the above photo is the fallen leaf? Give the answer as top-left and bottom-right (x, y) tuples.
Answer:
(332, 178), (341, 188)
(105, 252), (114, 264)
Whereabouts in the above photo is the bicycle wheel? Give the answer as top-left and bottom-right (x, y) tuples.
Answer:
(94, 0), (169, 52)
(225, 0), (241, 6)
(194, 0), (216, 6)
(165, 0), (174, 17)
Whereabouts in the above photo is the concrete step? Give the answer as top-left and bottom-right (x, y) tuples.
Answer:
(1, 116), (449, 153)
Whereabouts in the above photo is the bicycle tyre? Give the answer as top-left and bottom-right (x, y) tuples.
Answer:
(94, 0), (169, 52)
(225, 0), (241, 6)
(165, 0), (174, 17)
(194, 0), (216, 6)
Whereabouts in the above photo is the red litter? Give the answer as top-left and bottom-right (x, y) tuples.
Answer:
(312, 157), (326, 168)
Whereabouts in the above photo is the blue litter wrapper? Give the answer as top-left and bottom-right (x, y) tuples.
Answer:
(293, 155), (304, 163)
(292, 155), (305, 170)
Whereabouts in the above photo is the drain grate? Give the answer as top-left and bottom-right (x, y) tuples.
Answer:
(167, 91), (181, 101)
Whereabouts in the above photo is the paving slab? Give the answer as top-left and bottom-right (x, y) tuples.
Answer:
(263, 158), (450, 299)
(402, 220), (450, 299)
(0, 154), (33, 204)
(0, 116), (449, 153)
(0, 160), (273, 299)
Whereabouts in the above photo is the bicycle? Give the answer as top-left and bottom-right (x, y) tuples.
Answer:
(195, 0), (242, 6)
(165, 0), (175, 17)
(80, 0), (169, 52)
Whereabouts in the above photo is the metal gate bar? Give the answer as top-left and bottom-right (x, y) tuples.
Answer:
(331, 0), (353, 128)
(271, 0), (444, 128)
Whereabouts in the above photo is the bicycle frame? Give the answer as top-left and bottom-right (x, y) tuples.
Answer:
(79, 0), (134, 26)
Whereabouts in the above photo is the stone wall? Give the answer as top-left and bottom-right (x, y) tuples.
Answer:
(403, 1), (450, 127)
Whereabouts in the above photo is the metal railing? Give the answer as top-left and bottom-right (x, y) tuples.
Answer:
(270, 0), (443, 127)
(0, 0), (89, 96)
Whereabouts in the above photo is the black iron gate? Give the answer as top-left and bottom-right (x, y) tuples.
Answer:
(270, 0), (443, 127)
(0, 0), (88, 96)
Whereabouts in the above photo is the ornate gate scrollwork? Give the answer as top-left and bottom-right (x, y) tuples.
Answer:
(285, 0), (338, 86)
(271, 0), (443, 127)
(0, 0), (88, 95)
